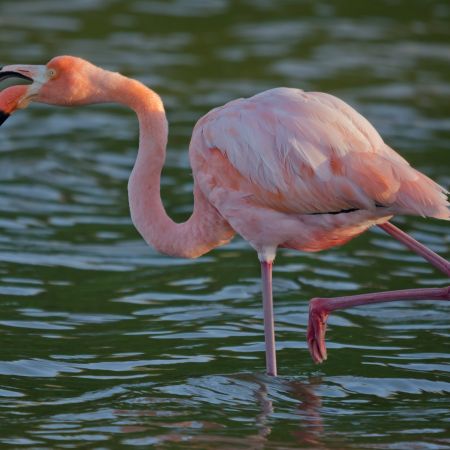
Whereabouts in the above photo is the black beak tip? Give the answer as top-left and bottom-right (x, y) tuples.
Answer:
(0, 71), (33, 83)
(0, 110), (10, 126)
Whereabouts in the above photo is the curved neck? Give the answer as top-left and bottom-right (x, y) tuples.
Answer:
(107, 72), (233, 258)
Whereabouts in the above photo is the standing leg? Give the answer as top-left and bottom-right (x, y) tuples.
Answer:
(308, 221), (450, 363)
(261, 261), (277, 376)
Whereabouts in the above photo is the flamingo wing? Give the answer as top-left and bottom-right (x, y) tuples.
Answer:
(190, 88), (448, 221)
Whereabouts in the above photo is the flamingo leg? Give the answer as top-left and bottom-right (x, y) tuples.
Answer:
(307, 222), (450, 364)
(378, 222), (450, 276)
(307, 286), (449, 363)
(261, 261), (277, 376)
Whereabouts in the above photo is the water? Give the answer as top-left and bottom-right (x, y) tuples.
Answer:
(0, 0), (449, 448)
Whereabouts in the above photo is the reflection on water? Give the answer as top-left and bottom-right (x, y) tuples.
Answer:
(115, 376), (325, 448)
(0, 0), (449, 448)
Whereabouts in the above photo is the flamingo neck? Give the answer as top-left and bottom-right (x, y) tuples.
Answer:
(107, 72), (233, 258)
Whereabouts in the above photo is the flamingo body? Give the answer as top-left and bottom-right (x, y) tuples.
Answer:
(189, 87), (448, 259)
(0, 56), (448, 375)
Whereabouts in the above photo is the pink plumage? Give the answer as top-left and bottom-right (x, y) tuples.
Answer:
(191, 87), (448, 257)
(0, 56), (448, 376)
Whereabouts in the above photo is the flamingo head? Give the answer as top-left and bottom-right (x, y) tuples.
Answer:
(0, 55), (109, 125)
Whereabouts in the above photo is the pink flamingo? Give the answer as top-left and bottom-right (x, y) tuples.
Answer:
(0, 56), (448, 376)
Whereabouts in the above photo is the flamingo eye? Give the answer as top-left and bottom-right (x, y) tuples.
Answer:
(48, 68), (57, 79)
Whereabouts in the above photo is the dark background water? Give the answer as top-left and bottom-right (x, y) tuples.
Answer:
(0, 1), (449, 448)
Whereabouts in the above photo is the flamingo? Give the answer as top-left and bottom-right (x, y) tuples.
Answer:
(0, 56), (448, 376)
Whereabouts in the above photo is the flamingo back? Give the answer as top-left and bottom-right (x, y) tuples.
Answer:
(190, 88), (449, 221)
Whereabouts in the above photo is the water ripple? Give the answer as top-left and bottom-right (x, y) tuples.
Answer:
(0, 0), (448, 448)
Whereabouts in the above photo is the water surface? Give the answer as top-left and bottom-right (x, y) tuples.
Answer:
(0, 1), (449, 448)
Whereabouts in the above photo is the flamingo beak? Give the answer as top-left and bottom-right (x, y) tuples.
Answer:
(0, 64), (48, 85)
(0, 70), (33, 84)
(0, 111), (8, 126)
(0, 64), (47, 126)
(0, 110), (9, 126)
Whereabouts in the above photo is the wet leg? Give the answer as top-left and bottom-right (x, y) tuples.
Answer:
(261, 261), (277, 376)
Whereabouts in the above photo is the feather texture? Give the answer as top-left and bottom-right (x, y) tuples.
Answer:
(191, 88), (448, 219)
(189, 88), (448, 254)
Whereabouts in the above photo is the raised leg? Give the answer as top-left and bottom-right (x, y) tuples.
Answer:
(307, 286), (449, 363)
(261, 261), (277, 376)
(308, 221), (450, 364)
(378, 222), (450, 276)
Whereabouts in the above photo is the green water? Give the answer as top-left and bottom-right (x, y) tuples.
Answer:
(0, 1), (449, 448)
